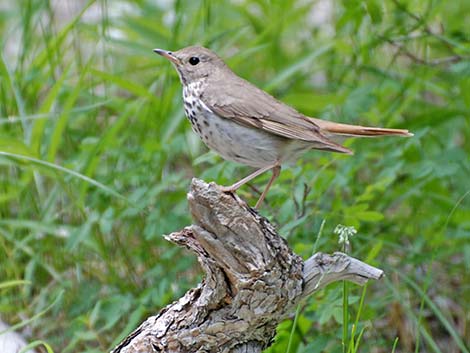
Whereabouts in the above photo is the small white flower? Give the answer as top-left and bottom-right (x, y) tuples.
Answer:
(57, 227), (70, 238)
(334, 224), (357, 246)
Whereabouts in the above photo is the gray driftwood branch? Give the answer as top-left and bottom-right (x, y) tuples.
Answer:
(112, 179), (383, 353)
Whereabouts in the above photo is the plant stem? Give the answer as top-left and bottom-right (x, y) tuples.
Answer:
(343, 280), (349, 353)
(342, 240), (349, 353)
(286, 304), (301, 353)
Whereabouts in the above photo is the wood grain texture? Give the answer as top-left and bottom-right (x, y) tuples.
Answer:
(111, 179), (383, 353)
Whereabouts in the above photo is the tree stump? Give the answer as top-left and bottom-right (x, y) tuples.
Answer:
(111, 179), (383, 353)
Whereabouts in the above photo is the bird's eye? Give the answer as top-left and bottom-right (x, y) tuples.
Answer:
(189, 57), (200, 65)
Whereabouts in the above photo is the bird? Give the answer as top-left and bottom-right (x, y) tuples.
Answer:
(154, 46), (412, 208)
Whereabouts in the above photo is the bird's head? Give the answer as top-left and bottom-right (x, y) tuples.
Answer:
(154, 46), (227, 85)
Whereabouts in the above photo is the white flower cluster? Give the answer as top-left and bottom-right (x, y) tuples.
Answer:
(334, 224), (357, 246)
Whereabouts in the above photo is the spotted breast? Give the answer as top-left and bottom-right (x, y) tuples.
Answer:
(181, 80), (289, 168)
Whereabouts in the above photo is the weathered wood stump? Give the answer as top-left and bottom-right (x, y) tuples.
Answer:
(112, 179), (383, 353)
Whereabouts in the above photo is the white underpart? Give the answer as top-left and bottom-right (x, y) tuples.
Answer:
(182, 80), (307, 168)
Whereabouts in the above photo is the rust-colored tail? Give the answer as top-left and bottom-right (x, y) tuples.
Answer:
(312, 118), (413, 137)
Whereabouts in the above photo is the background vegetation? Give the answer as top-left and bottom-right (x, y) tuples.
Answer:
(0, 0), (469, 352)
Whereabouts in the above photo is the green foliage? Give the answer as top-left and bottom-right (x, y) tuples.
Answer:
(1, 0), (469, 352)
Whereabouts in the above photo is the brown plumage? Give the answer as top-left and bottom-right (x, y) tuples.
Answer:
(154, 46), (412, 207)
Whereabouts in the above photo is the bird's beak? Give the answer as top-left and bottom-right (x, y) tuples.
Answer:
(153, 48), (180, 65)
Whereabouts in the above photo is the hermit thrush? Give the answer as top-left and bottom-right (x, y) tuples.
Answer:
(154, 46), (412, 208)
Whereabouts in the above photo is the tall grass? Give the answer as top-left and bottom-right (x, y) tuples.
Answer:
(1, 0), (469, 352)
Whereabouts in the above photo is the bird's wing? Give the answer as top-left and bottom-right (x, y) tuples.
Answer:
(201, 73), (352, 154)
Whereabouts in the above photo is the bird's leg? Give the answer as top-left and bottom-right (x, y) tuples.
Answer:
(220, 164), (275, 193)
(255, 165), (281, 209)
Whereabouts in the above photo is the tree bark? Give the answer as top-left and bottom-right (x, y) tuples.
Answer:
(111, 179), (383, 353)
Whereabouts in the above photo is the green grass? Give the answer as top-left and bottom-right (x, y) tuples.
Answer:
(1, 0), (470, 352)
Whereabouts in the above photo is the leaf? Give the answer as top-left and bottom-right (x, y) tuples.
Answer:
(89, 69), (159, 102)
(355, 210), (384, 222)
(365, 0), (383, 23)
(283, 92), (345, 114)
(0, 137), (36, 157)
(264, 44), (332, 91)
